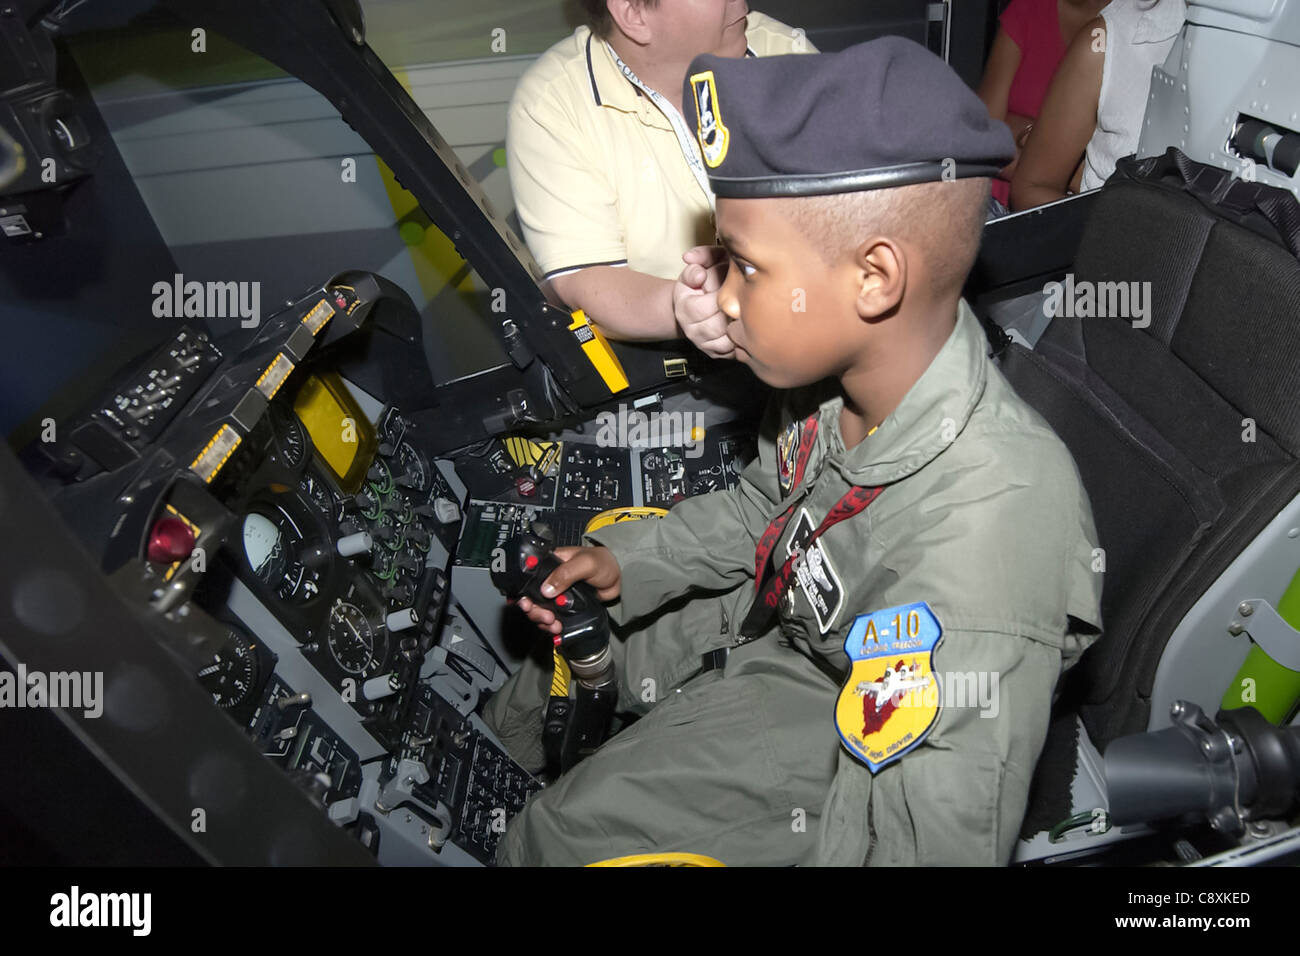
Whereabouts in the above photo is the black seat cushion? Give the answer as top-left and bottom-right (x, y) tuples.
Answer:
(1001, 168), (1300, 749)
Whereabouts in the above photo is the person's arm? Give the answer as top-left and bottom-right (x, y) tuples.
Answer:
(514, 444), (777, 630)
(977, 10), (1034, 182)
(546, 266), (678, 341)
(1009, 16), (1105, 211)
(548, 245), (735, 357)
(579, 393), (791, 625)
(981, 34), (1035, 182)
(510, 88), (731, 348)
(977, 27), (1022, 124)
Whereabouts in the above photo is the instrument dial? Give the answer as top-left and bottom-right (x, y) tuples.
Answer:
(690, 476), (720, 495)
(270, 405), (308, 468)
(195, 627), (260, 709)
(370, 549), (398, 582)
(244, 512), (287, 584)
(367, 458), (394, 495)
(405, 525), (432, 554)
(300, 472), (335, 520)
(327, 601), (376, 676)
(243, 506), (322, 604)
(354, 485), (383, 520)
(373, 512), (404, 551)
(392, 496), (415, 526)
(395, 441), (430, 492)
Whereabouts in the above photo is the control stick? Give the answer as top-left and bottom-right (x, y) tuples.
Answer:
(490, 532), (613, 689)
(491, 532), (616, 774)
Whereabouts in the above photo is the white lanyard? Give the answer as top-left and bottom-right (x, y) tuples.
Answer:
(604, 41), (715, 210)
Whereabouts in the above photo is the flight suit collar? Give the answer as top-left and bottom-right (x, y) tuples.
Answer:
(819, 299), (988, 487)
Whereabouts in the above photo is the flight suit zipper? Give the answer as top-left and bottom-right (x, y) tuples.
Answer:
(864, 798), (877, 866)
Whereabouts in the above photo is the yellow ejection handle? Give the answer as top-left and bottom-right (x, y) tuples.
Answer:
(588, 853), (725, 867)
(568, 310), (629, 393)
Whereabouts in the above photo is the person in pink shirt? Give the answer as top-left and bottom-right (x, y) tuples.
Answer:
(978, 0), (1109, 211)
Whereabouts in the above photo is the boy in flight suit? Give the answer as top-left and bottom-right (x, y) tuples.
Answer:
(485, 36), (1104, 866)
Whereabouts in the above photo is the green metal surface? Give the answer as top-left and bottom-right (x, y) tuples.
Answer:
(1221, 565), (1300, 723)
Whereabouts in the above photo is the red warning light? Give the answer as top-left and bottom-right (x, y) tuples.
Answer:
(147, 516), (195, 564)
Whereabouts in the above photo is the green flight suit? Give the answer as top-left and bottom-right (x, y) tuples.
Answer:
(484, 300), (1103, 866)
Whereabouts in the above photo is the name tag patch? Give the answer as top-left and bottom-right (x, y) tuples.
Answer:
(785, 508), (843, 633)
(835, 602), (943, 773)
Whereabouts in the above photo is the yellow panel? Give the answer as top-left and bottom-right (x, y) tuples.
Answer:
(291, 374), (376, 493)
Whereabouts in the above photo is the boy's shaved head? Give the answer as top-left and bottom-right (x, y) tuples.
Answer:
(779, 177), (990, 299)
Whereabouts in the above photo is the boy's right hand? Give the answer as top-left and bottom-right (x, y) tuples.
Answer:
(513, 545), (622, 636)
(672, 245), (734, 360)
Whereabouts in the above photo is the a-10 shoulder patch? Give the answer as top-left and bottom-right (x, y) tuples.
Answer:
(835, 602), (943, 773)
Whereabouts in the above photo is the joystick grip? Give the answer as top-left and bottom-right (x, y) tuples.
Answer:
(491, 532), (609, 661)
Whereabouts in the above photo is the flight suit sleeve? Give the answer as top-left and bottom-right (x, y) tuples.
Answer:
(583, 398), (790, 626)
(814, 430), (1102, 866)
(506, 82), (627, 279)
(815, 628), (1061, 866)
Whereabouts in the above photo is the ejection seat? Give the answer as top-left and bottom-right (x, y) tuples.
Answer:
(986, 151), (1300, 858)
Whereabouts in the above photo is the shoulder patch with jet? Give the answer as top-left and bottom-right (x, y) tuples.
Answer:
(835, 602), (943, 773)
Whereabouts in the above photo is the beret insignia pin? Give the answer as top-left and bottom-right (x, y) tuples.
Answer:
(689, 70), (730, 168)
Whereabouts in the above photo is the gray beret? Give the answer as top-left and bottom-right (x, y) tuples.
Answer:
(684, 36), (1015, 198)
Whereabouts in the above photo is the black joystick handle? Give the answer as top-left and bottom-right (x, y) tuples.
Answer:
(491, 532), (610, 661)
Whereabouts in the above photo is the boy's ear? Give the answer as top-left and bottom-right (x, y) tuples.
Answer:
(854, 237), (906, 319)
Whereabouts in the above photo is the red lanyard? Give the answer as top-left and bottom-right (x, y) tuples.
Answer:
(740, 415), (884, 640)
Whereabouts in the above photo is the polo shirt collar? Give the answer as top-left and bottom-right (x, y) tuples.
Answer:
(819, 299), (989, 486)
(585, 30), (661, 123)
(583, 28), (757, 125)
